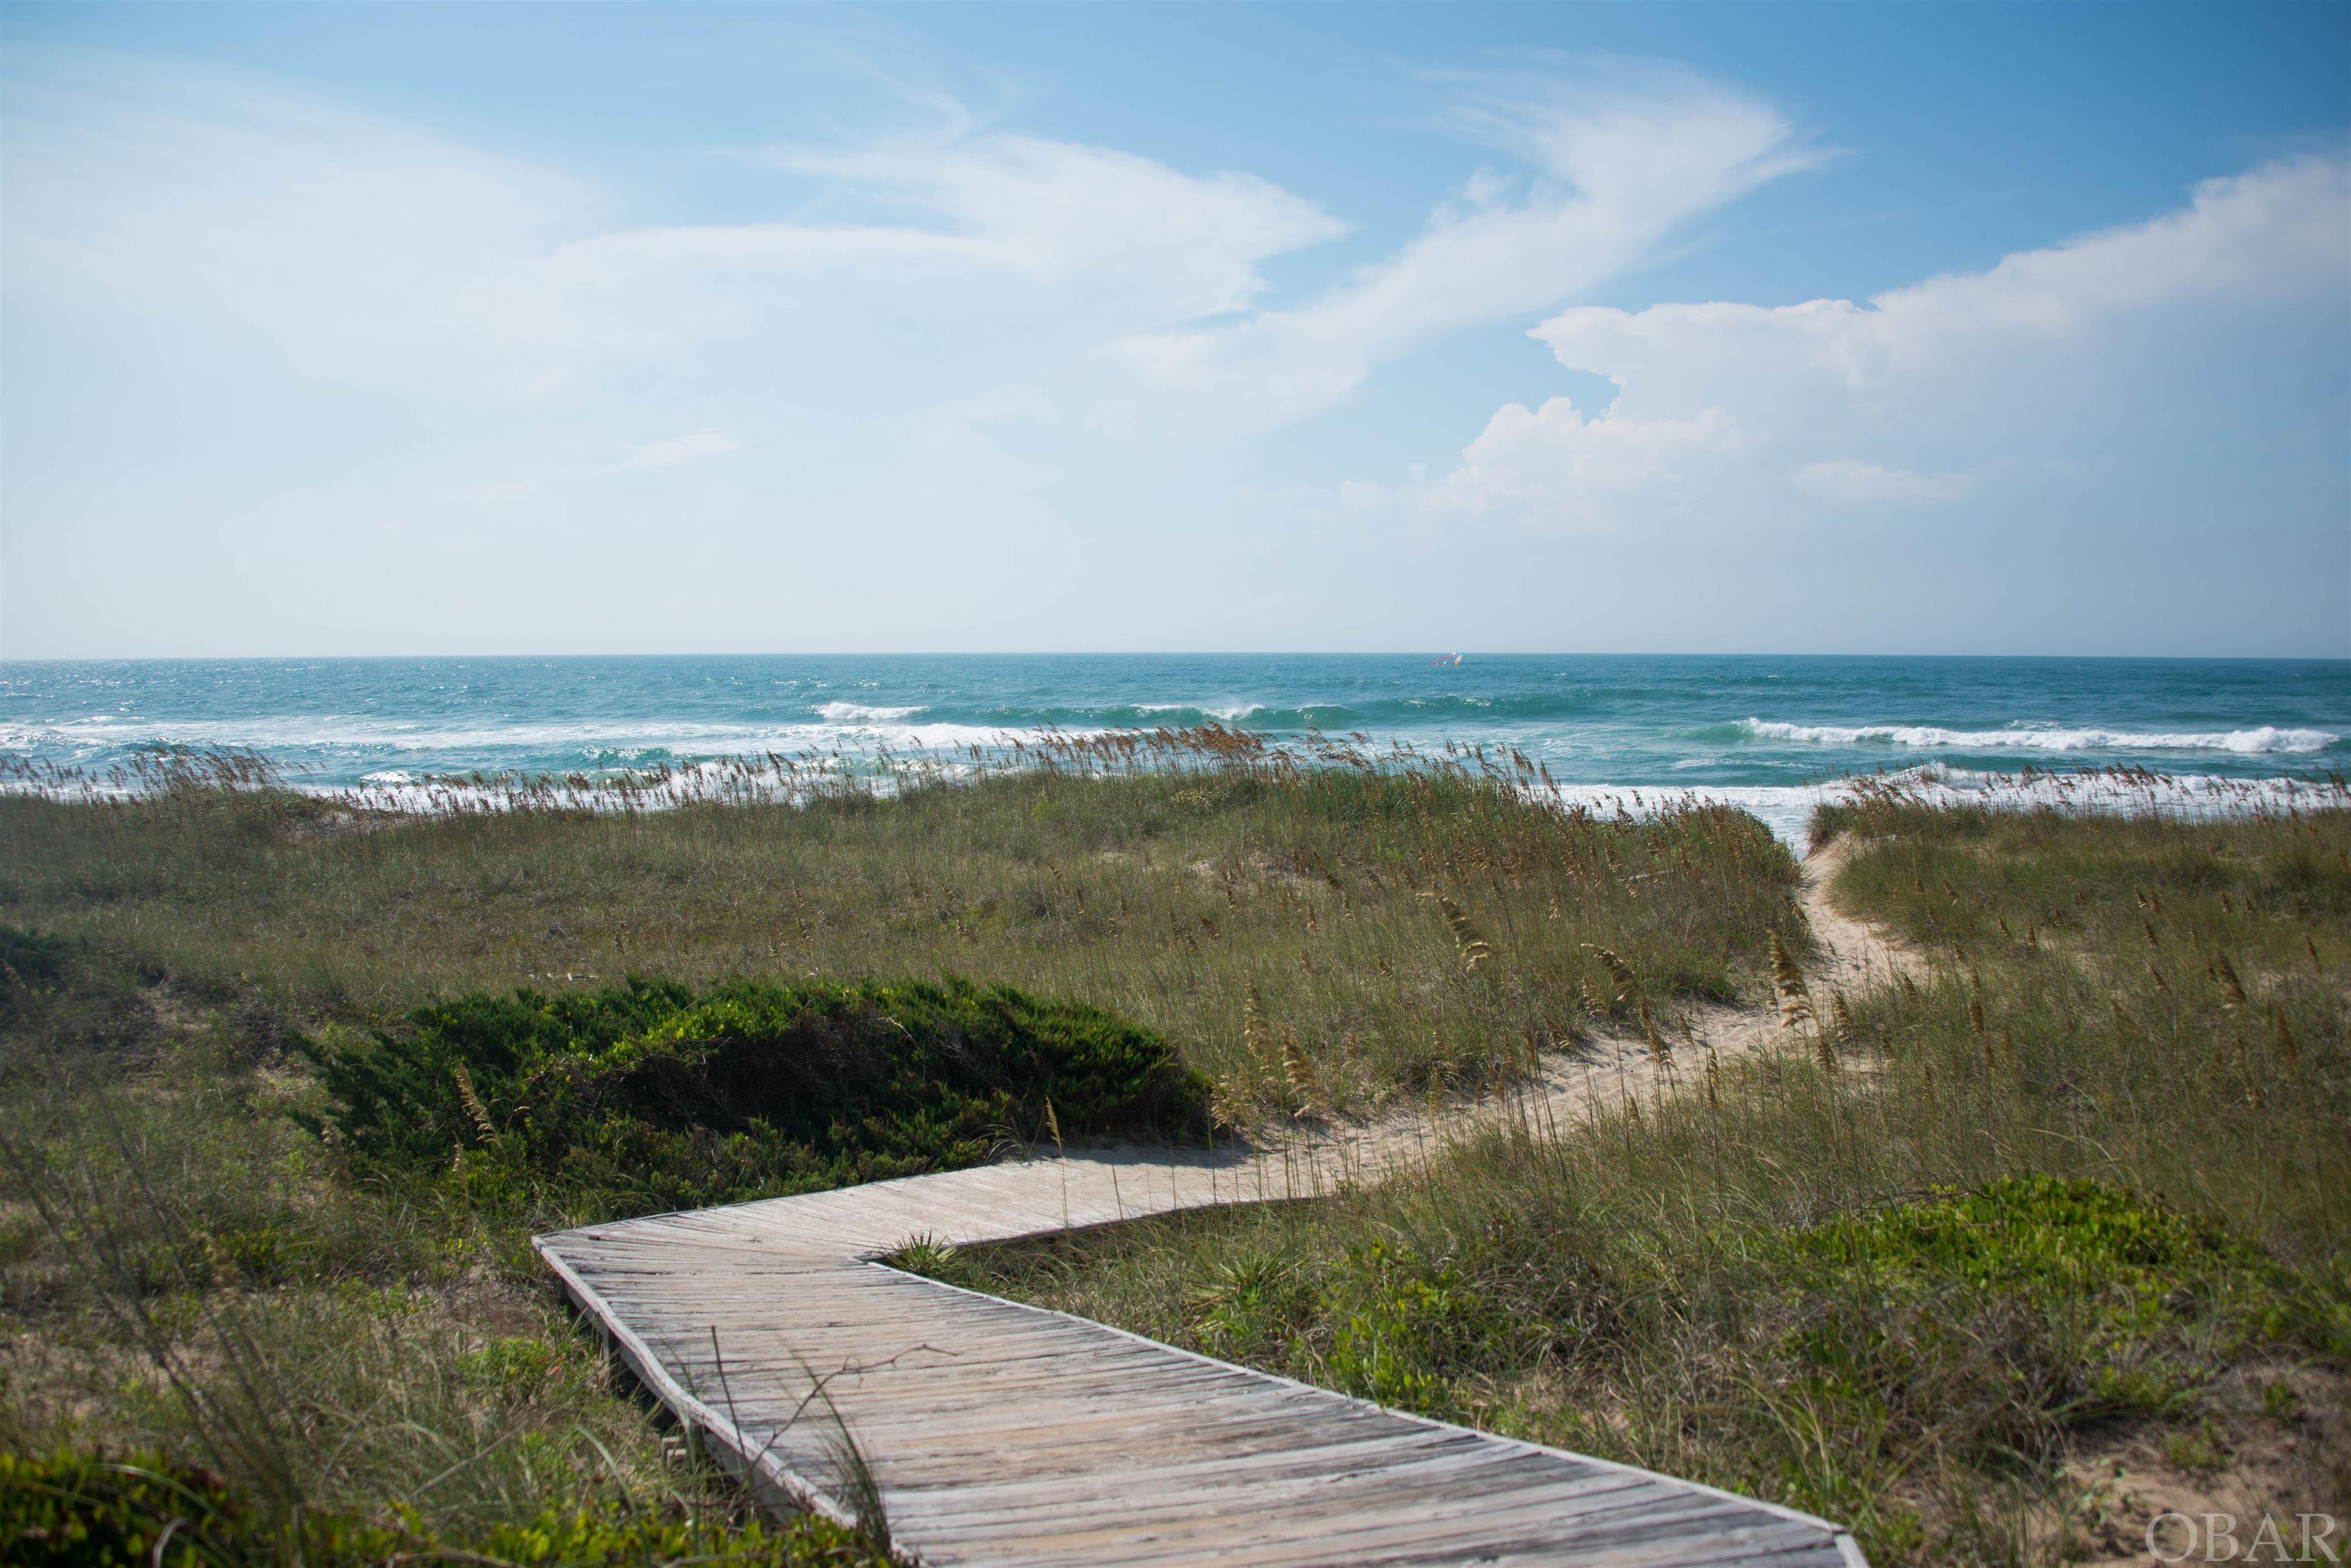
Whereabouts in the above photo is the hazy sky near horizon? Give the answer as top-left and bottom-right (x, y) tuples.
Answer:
(4, 2), (2347, 659)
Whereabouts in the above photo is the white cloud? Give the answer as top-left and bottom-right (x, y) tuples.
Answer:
(744, 133), (1347, 322)
(594, 430), (742, 474)
(15, 43), (2338, 658)
(3, 56), (1346, 406)
(1425, 398), (1738, 528)
(4, 63), (605, 394)
(1793, 459), (1970, 504)
(432, 478), (546, 509)
(5, 50), (1819, 470)
(1108, 61), (1823, 433)
(1531, 155), (2349, 416)
(1407, 153), (2351, 532)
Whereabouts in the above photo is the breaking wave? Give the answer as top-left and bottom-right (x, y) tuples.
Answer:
(1736, 719), (2340, 755)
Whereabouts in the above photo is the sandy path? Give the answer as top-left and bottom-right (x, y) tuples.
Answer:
(530, 840), (1904, 1566)
(1226, 831), (1922, 1185)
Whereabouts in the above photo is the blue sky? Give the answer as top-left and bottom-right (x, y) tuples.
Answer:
(4, 2), (2346, 657)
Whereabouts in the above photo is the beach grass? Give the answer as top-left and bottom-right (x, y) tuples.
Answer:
(0, 941), (894, 1566)
(0, 732), (1803, 1117)
(0, 736), (1801, 1563)
(4, 746), (2344, 1564)
(914, 792), (2351, 1563)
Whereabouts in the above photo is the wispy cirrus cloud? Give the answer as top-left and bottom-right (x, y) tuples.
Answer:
(3, 52), (1348, 406)
(1108, 60), (1825, 435)
(7, 48), (1811, 447)
(1793, 460), (1971, 505)
(591, 430), (742, 475)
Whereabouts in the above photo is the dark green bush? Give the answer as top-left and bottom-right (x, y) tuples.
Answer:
(2, 1449), (262, 1568)
(0, 926), (67, 986)
(0, 927), (70, 1018)
(305, 976), (1211, 1221)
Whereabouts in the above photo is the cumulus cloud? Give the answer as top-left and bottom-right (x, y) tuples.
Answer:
(1425, 398), (1739, 528)
(1406, 153), (2351, 532)
(1531, 155), (2349, 414)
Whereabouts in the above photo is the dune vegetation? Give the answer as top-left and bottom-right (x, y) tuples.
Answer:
(0, 732), (1802, 1120)
(0, 741), (2343, 1565)
(911, 782), (2351, 1563)
(0, 735), (1799, 1565)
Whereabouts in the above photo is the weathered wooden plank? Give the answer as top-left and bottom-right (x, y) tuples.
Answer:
(536, 1132), (1869, 1568)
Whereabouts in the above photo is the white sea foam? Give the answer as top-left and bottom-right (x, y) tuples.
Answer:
(817, 701), (923, 723)
(1551, 769), (2346, 848)
(7, 745), (2337, 851)
(0, 712), (1032, 759)
(1740, 719), (2340, 755)
(1133, 702), (1267, 722)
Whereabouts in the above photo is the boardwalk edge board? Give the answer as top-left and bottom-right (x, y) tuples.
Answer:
(535, 1235), (869, 1537)
(536, 1173), (1873, 1568)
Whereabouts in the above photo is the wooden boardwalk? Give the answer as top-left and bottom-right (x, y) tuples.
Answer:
(537, 846), (1889, 1565)
(539, 1128), (1867, 1566)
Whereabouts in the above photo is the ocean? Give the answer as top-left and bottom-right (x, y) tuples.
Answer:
(3, 654), (2345, 843)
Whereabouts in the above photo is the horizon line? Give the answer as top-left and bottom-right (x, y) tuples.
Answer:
(3, 650), (2349, 665)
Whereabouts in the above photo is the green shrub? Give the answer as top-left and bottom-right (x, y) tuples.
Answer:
(2, 1449), (264, 1568)
(1791, 1175), (2265, 1309)
(0, 1448), (884, 1566)
(305, 975), (1210, 1222)
(1772, 1177), (2310, 1465)
(1317, 1237), (1502, 1416)
(0, 927), (69, 995)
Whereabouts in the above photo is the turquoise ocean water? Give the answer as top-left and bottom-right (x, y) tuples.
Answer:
(3, 655), (2345, 841)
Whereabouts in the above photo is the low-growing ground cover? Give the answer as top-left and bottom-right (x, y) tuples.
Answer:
(920, 800), (2351, 1565)
(311, 974), (1207, 1223)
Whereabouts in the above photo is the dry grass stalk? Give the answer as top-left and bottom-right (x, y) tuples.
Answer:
(2272, 1006), (2302, 1079)
(1436, 896), (1496, 973)
(2212, 950), (2251, 1012)
(1586, 944), (1638, 999)
(452, 1064), (497, 1144)
(1767, 931), (1813, 1028)
(1281, 1027), (1318, 1113)
(1639, 999), (1671, 1066)
(1829, 990), (1860, 1049)
(1243, 986), (1277, 1094)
